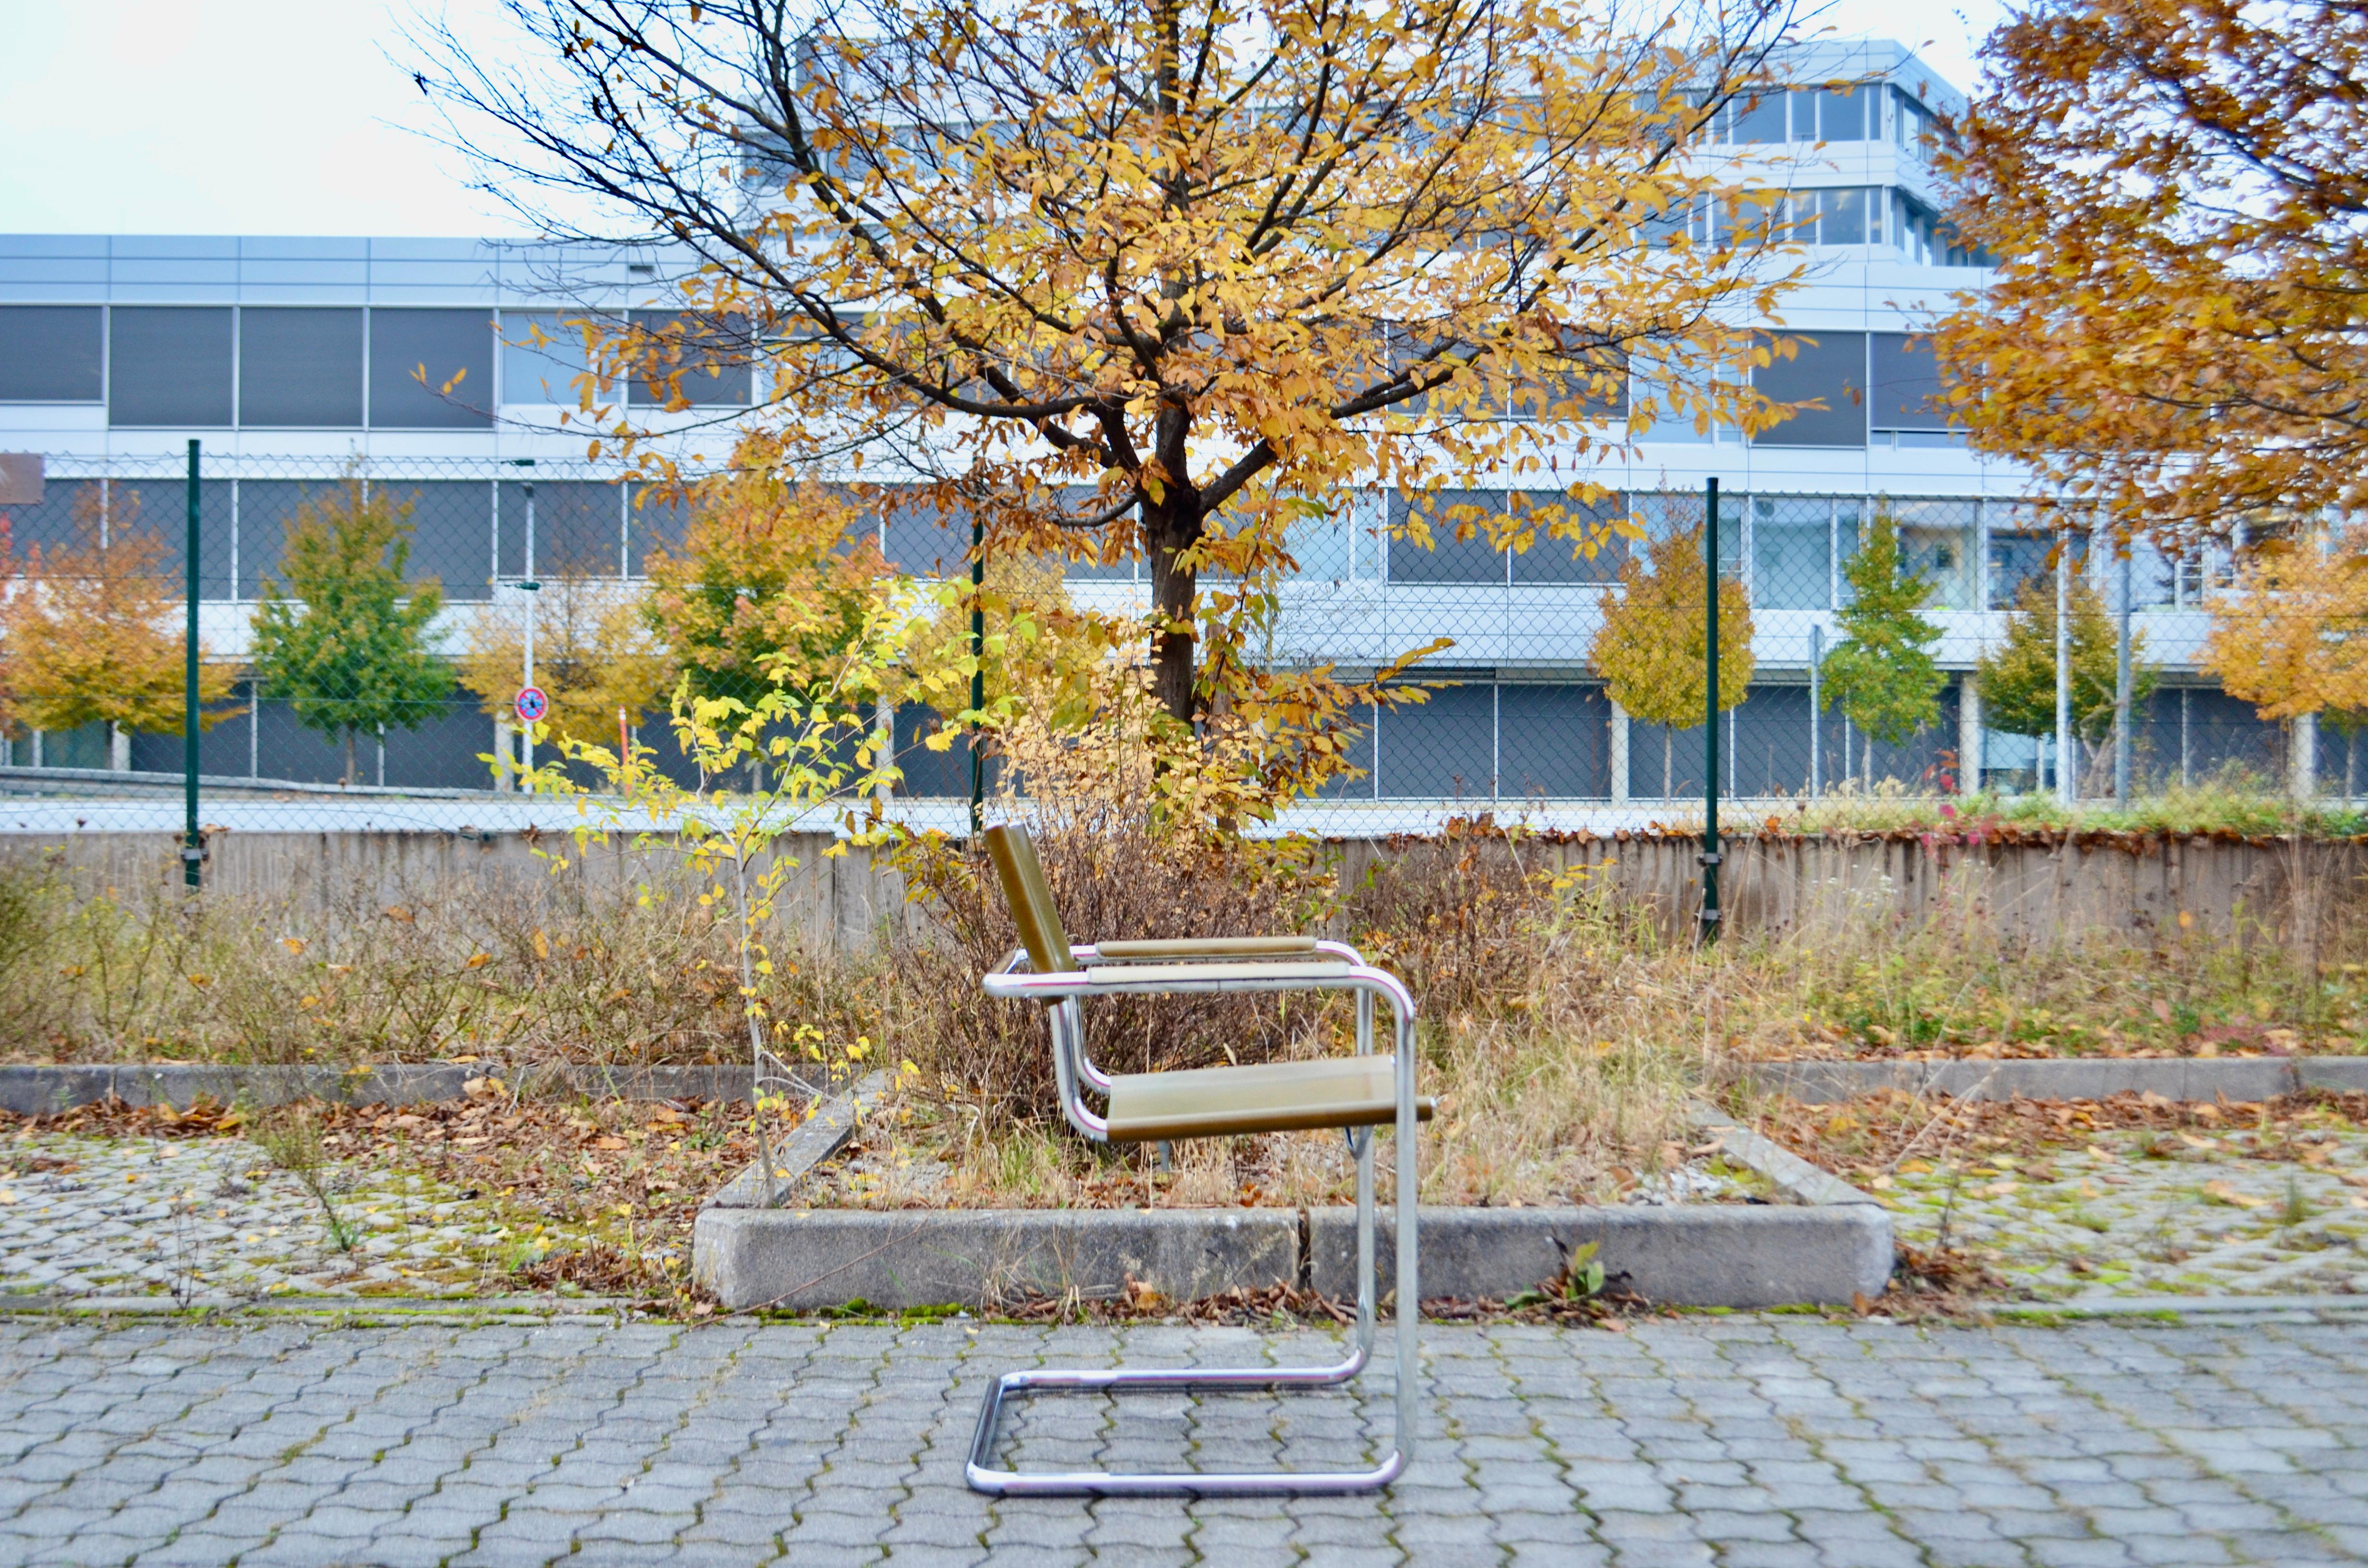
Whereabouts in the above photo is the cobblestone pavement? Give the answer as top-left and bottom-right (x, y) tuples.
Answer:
(0, 1135), (516, 1301)
(1879, 1127), (2368, 1300)
(2, 1312), (2367, 1566)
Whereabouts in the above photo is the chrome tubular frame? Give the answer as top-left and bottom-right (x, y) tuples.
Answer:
(968, 952), (1418, 1497)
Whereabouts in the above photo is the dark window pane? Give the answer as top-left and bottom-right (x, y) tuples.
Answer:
(1377, 679), (1495, 799)
(499, 480), (622, 577)
(105, 480), (197, 588)
(1498, 683), (1610, 797)
(0, 478), (99, 558)
(369, 310), (493, 429)
(1315, 700), (1379, 799)
(627, 311), (752, 406)
(239, 308), (363, 428)
(237, 480), (345, 600)
(374, 480), (493, 600)
(1987, 529), (2055, 610)
(628, 481), (694, 576)
(1389, 491), (1509, 583)
(1815, 86), (1868, 141)
(881, 489), (970, 577)
(892, 704), (973, 797)
(1732, 87), (1787, 143)
(1870, 331), (1949, 431)
(1511, 491), (1628, 583)
(0, 306), (103, 401)
(1752, 331), (1866, 446)
(109, 306), (234, 427)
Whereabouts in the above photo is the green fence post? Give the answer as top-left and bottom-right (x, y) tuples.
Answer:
(1701, 475), (1721, 941)
(183, 439), (202, 890)
(969, 510), (985, 837)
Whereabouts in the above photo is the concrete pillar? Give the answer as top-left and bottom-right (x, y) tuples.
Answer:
(109, 724), (131, 772)
(1608, 700), (1630, 804)
(2292, 711), (2319, 803)
(1958, 675), (1982, 795)
(493, 719), (515, 792)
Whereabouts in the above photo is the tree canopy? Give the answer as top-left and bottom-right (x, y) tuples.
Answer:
(1975, 562), (2153, 751)
(420, 0), (1801, 723)
(2201, 525), (2368, 724)
(1588, 519), (1752, 798)
(248, 478), (454, 786)
(1931, 0), (2368, 547)
(1819, 510), (1944, 763)
(1, 487), (237, 744)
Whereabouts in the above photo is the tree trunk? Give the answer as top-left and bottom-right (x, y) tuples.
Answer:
(343, 729), (358, 787)
(1142, 486), (1204, 725)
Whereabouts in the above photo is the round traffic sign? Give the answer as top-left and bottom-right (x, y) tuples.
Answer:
(514, 686), (549, 724)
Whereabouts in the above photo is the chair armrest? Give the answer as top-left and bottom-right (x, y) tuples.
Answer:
(1090, 936), (1323, 962)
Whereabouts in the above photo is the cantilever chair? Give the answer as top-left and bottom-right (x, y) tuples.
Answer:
(967, 822), (1432, 1497)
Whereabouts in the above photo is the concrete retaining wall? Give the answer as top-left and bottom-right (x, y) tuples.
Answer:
(14, 826), (2356, 954)
(0, 1062), (796, 1115)
(1749, 1055), (2368, 1104)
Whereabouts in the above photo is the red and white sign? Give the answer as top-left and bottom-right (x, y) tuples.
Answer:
(514, 686), (549, 724)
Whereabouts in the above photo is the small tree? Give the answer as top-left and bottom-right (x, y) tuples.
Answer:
(1820, 510), (1945, 785)
(456, 571), (676, 752)
(1589, 523), (1754, 799)
(2202, 526), (2368, 796)
(248, 478), (452, 786)
(1976, 563), (2154, 785)
(642, 474), (883, 712)
(2, 486), (237, 759)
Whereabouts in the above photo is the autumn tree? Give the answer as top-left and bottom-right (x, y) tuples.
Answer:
(456, 571), (677, 750)
(419, 0), (1801, 727)
(1932, 0), (2368, 550)
(2201, 525), (2368, 791)
(1976, 563), (2155, 789)
(248, 478), (453, 786)
(1820, 510), (1944, 784)
(1589, 522), (1753, 799)
(1, 486), (237, 761)
(641, 470), (887, 710)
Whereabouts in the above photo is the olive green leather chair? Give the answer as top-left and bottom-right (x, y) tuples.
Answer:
(966, 822), (1430, 1497)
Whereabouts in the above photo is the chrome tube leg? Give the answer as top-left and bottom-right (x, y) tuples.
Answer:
(1356, 1114), (1376, 1357)
(1394, 1001), (1419, 1471)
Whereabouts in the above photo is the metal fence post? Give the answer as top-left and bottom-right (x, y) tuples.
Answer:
(1808, 622), (1823, 796)
(2114, 536), (2133, 805)
(969, 510), (985, 837)
(183, 439), (202, 890)
(1701, 476), (1721, 941)
(2055, 529), (2075, 806)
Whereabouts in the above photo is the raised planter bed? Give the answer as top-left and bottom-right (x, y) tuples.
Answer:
(1749, 1056), (2368, 1105)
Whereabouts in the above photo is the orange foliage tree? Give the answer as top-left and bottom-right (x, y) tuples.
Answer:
(1931, 0), (2368, 549)
(421, 0), (1802, 730)
(1, 486), (237, 758)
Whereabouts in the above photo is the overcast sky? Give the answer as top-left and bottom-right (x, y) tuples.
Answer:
(0, 0), (2009, 239)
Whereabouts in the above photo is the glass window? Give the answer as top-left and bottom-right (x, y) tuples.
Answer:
(1731, 86), (1787, 144)
(501, 310), (604, 404)
(1988, 524), (2056, 611)
(1389, 491), (1510, 583)
(0, 306), (103, 402)
(1817, 188), (1868, 246)
(1887, 498), (1978, 609)
(1751, 331), (1867, 447)
(239, 308), (363, 428)
(881, 489), (971, 579)
(371, 479), (495, 600)
(498, 480), (623, 578)
(626, 480), (694, 576)
(1375, 678), (1495, 799)
(369, 310), (493, 429)
(1752, 496), (1831, 610)
(1870, 332), (1948, 431)
(1634, 490), (1741, 578)
(627, 311), (752, 406)
(1511, 490), (1628, 583)
(1815, 86), (1869, 141)
(108, 306), (233, 427)
(1499, 684), (1611, 797)
(237, 480), (345, 600)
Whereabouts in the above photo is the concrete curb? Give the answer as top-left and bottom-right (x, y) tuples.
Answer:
(1745, 1056), (2368, 1104)
(691, 1202), (1891, 1312)
(0, 1062), (819, 1115)
(1688, 1105), (1879, 1208)
(1303, 1203), (1892, 1308)
(692, 1206), (1301, 1312)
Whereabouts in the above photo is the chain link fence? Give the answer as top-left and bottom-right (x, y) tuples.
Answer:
(0, 452), (2305, 847)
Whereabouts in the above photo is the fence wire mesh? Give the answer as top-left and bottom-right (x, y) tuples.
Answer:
(0, 453), (2306, 845)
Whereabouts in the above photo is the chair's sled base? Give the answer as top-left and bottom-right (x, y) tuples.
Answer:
(965, 1349), (1407, 1497)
